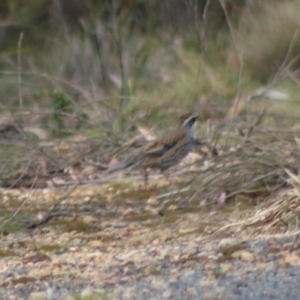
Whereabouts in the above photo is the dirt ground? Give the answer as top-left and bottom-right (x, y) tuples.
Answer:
(1, 178), (300, 300)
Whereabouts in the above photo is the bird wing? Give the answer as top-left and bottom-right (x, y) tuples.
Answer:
(143, 139), (178, 156)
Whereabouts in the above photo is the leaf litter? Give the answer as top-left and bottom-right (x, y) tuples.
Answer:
(2, 110), (300, 298)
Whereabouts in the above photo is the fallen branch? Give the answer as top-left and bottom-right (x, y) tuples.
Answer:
(25, 183), (80, 229)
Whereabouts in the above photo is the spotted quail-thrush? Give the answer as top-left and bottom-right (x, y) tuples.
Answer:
(106, 114), (198, 185)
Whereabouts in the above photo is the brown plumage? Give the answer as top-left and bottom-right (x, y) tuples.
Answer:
(106, 114), (198, 185)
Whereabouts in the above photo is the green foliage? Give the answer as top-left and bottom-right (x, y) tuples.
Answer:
(38, 244), (66, 254)
(0, 213), (21, 233)
(50, 89), (73, 120)
(32, 88), (88, 136)
(50, 90), (72, 110)
(112, 114), (128, 132)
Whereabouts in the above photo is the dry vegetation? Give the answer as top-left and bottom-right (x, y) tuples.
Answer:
(1, 0), (300, 298)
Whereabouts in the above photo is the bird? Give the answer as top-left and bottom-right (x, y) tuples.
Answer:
(105, 114), (198, 185)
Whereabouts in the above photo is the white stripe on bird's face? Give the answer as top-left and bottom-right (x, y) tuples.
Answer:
(182, 115), (198, 128)
(182, 115), (198, 139)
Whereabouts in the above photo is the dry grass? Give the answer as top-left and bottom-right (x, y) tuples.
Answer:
(181, 107), (300, 235)
(207, 141), (300, 235)
(236, 1), (300, 81)
(1, 0), (300, 237)
(215, 181), (300, 235)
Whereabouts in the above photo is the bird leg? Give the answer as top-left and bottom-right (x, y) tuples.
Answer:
(143, 168), (148, 187)
(161, 169), (173, 185)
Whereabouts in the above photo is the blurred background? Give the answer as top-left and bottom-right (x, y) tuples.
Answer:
(1, 0), (300, 183)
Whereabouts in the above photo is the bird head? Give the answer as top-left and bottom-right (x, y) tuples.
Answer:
(180, 114), (198, 128)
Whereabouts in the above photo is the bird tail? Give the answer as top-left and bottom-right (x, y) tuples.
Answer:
(105, 151), (143, 174)
(105, 160), (131, 173)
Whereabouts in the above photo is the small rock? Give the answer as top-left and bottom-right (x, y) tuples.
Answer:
(57, 295), (75, 300)
(81, 287), (94, 298)
(231, 250), (255, 261)
(88, 240), (103, 247)
(113, 222), (127, 228)
(72, 238), (82, 245)
(82, 216), (98, 225)
(34, 268), (52, 279)
(264, 262), (277, 271)
(199, 279), (214, 287)
(218, 238), (244, 256)
(162, 289), (172, 298)
(83, 196), (91, 202)
(14, 283), (26, 289)
(152, 238), (160, 246)
(28, 291), (49, 300)
(147, 196), (159, 205)
(116, 249), (140, 262)
(156, 248), (169, 260)
(151, 278), (168, 290)
(179, 227), (198, 235)
(159, 231), (171, 242)
(185, 241), (198, 256)
(123, 208), (134, 215)
(168, 248), (181, 262)
(182, 270), (195, 278)
(40, 227), (50, 233)
(220, 263), (235, 273)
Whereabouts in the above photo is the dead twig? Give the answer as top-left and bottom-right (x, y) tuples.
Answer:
(25, 210), (76, 229)
(241, 108), (266, 143)
(17, 32), (24, 121)
(0, 161), (31, 194)
(25, 182), (80, 228)
(0, 166), (38, 230)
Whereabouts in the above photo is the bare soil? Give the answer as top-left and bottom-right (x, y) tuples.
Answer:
(1, 178), (300, 300)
